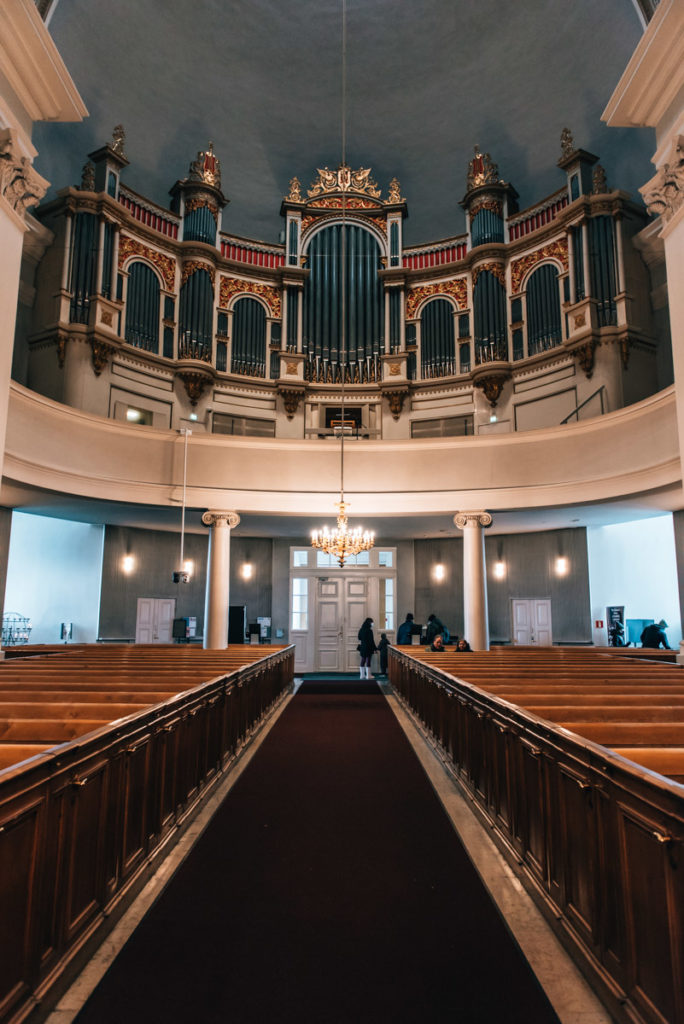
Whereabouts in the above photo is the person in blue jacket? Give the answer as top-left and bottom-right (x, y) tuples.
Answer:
(396, 613), (415, 645)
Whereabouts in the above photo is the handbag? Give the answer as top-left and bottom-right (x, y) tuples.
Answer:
(356, 643), (361, 651)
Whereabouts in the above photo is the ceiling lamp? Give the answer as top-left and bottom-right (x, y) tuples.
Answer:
(311, 0), (374, 568)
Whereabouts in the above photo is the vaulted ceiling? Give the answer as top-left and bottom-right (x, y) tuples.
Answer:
(35, 0), (654, 246)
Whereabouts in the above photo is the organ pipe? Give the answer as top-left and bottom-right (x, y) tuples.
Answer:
(178, 268), (213, 358)
(231, 296), (266, 377)
(474, 270), (507, 361)
(68, 212), (98, 324)
(125, 261), (160, 352)
(526, 264), (561, 355)
(302, 224), (384, 375)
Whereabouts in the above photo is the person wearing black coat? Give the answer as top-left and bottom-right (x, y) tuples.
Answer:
(426, 613), (445, 644)
(357, 617), (377, 678)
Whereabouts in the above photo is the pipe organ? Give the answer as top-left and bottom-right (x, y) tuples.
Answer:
(24, 127), (662, 435)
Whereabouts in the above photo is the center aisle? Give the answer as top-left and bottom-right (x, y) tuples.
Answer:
(74, 678), (560, 1023)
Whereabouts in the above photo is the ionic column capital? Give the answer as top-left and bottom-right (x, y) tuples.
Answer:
(201, 510), (240, 529)
(454, 511), (492, 530)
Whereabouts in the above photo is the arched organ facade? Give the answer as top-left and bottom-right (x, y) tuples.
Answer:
(22, 130), (666, 437)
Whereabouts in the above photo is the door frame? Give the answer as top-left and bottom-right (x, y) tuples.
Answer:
(511, 598), (553, 646)
(289, 546), (397, 672)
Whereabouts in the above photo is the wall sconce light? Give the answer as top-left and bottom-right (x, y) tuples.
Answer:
(183, 559), (194, 579)
(241, 562), (254, 580)
(555, 556), (569, 576)
(122, 554), (136, 575)
(493, 560), (506, 580)
(433, 563), (445, 581)
(489, 413), (497, 423)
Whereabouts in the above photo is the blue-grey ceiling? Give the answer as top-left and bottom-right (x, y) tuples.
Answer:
(34, 0), (654, 246)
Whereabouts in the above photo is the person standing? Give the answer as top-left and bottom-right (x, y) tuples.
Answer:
(396, 613), (415, 645)
(357, 617), (377, 678)
(378, 632), (389, 676)
(426, 613), (446, 645)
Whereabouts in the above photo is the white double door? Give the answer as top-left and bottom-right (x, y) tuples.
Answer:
(135, 598), (176, 644)
(512, 599), (553, 646)
(317, 576), (370, 672)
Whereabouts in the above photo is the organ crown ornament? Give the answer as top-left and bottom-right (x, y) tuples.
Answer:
(189, 142), (221, 190)
(560, 127), (575, 159)
(467, 146), (501, 190)
(308, 163), (381, 199)
(111, 124), (126, 158)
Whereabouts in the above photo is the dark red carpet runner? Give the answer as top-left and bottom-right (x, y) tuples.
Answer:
(74, 679), (560, 1023)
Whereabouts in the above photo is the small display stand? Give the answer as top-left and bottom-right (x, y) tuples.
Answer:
(1, 613), (32, 646)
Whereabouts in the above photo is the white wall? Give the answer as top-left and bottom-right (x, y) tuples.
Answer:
(4, 512), (104, 644)
(587, 515), (682, 649)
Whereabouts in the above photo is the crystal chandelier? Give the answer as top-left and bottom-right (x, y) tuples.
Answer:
(311, 0), (374, 568)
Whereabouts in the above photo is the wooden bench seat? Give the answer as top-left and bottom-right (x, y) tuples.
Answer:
(0, 720), (114, 743)
(560, 723), (684, 746)
(0, 702), (151, 720)
(0, 689), (179, 702)
(523, 705), (684, 724)
(0, 743), (53, 770)
(612, 747), (684, 783)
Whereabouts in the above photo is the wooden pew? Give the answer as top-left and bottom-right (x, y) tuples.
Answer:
(0, 644), (291, 772)
(395, 645), (684, 785)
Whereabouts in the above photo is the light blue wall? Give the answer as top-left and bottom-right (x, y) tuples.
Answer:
(587, 515), (682, 649)
(4, 512), (104, 644)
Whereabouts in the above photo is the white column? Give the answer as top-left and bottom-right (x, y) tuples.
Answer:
(202, 510), (240, 649)
(454, 511), (492, 651)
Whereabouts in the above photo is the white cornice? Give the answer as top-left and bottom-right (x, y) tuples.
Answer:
(0, 0), (87, 126)
(602, 0), (684, 130)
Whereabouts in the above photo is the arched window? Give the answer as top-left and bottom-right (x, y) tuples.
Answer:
(178, 268), (213, 360)
(526, 264), (561, 356)
(231, 297), (266, 377)
(302, 223), (384, 382)
(124, 262), (160, 352)
(420, 299), (455, 378)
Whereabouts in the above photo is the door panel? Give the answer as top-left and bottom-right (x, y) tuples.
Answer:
(135, 598), (176, 644)
(533, 600), (553, 646)
(317, 579), (343, 671)
(345, 579), (368, 671)
(512, 599), (552, 646)
(156, 599), (176, 643)
(512, 600), (531, 645)
(135, 598), (155, 644)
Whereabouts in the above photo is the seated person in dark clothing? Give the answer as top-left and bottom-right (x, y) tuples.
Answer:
(396, 613), (415, 646)
(640, 620), (671, 649)
(430, 634), (446, 652)
(457, 638), (471, 651)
